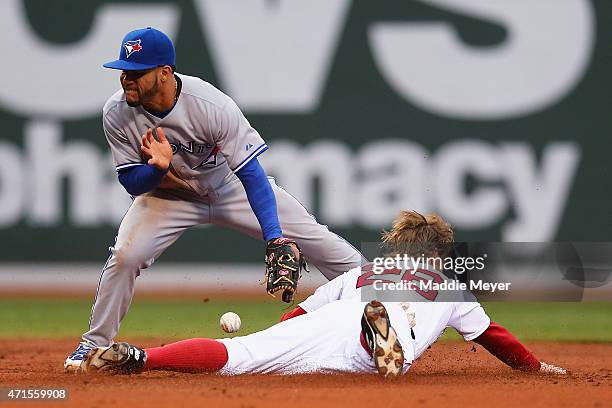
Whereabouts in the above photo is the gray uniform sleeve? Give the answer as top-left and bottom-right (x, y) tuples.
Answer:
(215, 98), (267, 172)
(103, 112), (143, 172)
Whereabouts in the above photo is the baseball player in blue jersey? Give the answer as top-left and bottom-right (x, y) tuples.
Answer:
(64, 27), (364, 372)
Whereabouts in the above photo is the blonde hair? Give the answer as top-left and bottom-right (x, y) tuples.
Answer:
(381, 210), (454, 257)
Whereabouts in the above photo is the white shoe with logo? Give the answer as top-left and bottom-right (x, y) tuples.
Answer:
(64, 341), (95, 373)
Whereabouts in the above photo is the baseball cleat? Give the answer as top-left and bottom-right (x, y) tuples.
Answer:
(80, 342), (146, 374)
(362, 300), (405, 378)
(539, 362), (568, 375)
(64, 341), (95, 373)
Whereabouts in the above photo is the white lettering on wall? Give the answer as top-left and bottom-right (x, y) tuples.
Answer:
(433, 140), (506, 227)
(0, 0), (179, 118)
(0, 143), (24, 226)
(0, 130), (581, 241)
(262, 139), (580, 240)
(368, 0), (594, 119)
(500, 142), (581, 241)
(194, 0), (351, 112)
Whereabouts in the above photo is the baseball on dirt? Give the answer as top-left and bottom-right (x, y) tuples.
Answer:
(220, 312), (242, 333)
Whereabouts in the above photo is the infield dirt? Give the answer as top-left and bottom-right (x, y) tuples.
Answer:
(0, 339), (610, 408)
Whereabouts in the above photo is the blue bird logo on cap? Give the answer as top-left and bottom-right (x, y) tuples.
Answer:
(104, 28), (175, 71)
(123, 40), (143, 58)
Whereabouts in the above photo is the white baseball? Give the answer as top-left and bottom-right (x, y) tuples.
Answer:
(220, 312), (241, 333)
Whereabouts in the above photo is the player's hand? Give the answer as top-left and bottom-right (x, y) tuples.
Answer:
(539, 362), (568, 375)
(141, 127), (172, 171)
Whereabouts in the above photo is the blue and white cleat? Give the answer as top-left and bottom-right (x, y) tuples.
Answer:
(64, 341), (95, 373)
(81, 342), (147, 374)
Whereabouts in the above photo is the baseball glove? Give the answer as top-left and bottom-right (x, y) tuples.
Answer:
(264, 238), (308, 303)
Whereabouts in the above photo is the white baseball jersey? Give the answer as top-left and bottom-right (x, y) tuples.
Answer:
(216, 264), (490, 376)
(103, 73), (266, 195)
(216, 263), (490, 375)
(217, 295), (487, 376)
(299, 264), (491, 359)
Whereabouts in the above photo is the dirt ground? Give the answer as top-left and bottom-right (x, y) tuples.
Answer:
(0, 339), (610, 408)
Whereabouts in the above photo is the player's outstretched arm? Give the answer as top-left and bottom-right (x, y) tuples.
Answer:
(473, 321), (567, 374)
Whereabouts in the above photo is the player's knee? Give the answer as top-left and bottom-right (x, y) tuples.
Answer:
(110, 244), (153, 272)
